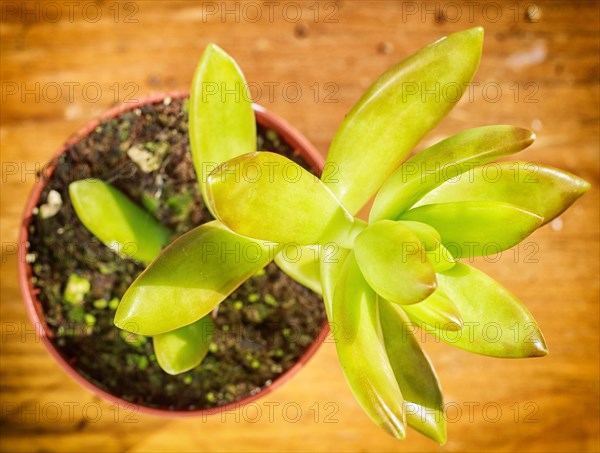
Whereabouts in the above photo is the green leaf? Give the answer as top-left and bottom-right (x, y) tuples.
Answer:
(426, 244), (456, 273)
(115, 221), (273, 335)
(207, 152), (361, 247)
(414, 162), (591, 225)
(189, 43), (256, 208)
(332, 252), (406, 439)
(325, 27), (484, 215)
(402, 289), (463, 331)
(400, 201), (543, 258)
(379, 299), (446, 444)
(396, 221), (456, 273)
(426, 262), (547, 358)
(354, 220), (436, 305)
(370, 126), (535, 222)
(396, 220), (440, 251)
(320, 247), (351, 320)
(274, 246), (322, 295)
(153, 315), (215, 375)
(69, 179), (171, 265)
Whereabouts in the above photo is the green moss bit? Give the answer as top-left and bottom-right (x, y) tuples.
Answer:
(208, 343), (219, 353)
(254, 268), (266, 277)
(251, 359), (261, 369)
(183, 375), (193, 385)
(205, 392), (215, 403)
(166, 192), (193, 222)
(67, 306), (85, 323)
(84, 314), (96, 327)
(93, 298), (108, 309)
(136, 356), (149, 370)
(98, 262), (118, 275)
(233, 300), (243, 310)
(63, 274), (90, 305)
(165, 383), (176, 396)
(264, 294), (277, 306)
(265, 129), (279, 144)
(248, 293), (260, 303)
(108, 297), (120, 310)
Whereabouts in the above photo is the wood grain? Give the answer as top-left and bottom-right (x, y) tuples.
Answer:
(1, 1), (598, 452)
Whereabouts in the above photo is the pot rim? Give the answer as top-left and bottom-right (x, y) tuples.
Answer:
(18, 91), (330, 417)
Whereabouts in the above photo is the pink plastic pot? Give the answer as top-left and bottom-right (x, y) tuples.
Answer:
(18, 92), (329, 417)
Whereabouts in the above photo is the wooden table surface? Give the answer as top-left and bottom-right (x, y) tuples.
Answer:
(1, 1), (598, 452)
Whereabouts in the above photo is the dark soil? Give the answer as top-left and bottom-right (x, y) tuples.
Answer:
(26, 97), (326, 411)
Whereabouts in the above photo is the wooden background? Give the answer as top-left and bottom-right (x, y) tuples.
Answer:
(1, 1), (598, 452)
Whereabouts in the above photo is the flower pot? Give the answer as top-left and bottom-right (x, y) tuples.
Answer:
(18, 92), (328, 416)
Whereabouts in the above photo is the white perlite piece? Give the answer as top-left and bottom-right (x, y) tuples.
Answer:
(127, 144), (161, 173)
(39, 190), (63, 218)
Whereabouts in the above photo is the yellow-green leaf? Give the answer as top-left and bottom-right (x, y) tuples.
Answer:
(402, 289), (463, 331)
(207, 152), (360, 246)
(400, 201), (543, 258)
(414, 162), (590, 225)
(379, 299), (446, 444)
(354, 220), (436, 305)
(332, 252), (406, 439)
(426, 263), (547, 358)
(189, 43), (256, 208)
(115, 221), (273, 335)
(325, 28), (484, 215)
(371, 126), (535, 222)
(153, 315), (214, 375)
(69, 179), (171, 265)
(320, 247), (351, 320)
(274, 246), (322, 295)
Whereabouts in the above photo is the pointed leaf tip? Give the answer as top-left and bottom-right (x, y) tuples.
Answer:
(332, 253), (407, 440)
(190, 43), (256, 210)
(427, 262), (548, 358)
(325, 28), (485, 215)
(153, 315), (214, 375)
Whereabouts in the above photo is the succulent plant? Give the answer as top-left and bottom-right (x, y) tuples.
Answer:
(203, 27), (589, 442)
(69, 27), (589, 443)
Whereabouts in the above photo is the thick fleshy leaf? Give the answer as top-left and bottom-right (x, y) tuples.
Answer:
(402, 289), (463, 331)
(396, 220), (440, 251)
(207, 152), (361, 247)
(401, 201), (543, 259)
(325, 27), (484, 215)
(115, 221), (273, 335)
(69, 179), (171, 264)
(333, 252), (406, 439)
(379, 300), (446, 444)
(414, 162), (591, 225)
(354, 220), (436, 305)
(153, 315), (214, 375)
(426, 244), (456, 273)
(189, 43), (256, 207)
(426, 262), (547, 357)
(274, 247), (322, 295)
(320, 247), (351, 319)
(397, 221), (456, 273)
(370, 126), (535, 222)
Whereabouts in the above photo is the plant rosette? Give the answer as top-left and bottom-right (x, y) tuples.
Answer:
(202, 29), (589, 444)
(19, 92), (328, 416)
